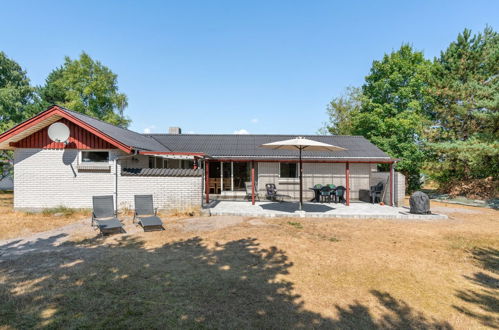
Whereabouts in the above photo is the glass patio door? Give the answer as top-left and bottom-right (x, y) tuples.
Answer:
(233, 162), (251, 191)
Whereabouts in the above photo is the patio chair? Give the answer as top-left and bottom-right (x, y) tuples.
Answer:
(265, 183), (287, 202)
(320, 185), (332, 203)
(334, 186), (346, 204)
(327, 184), (336, 202)
(370, 182), (384, 204)
(92, 195), (124, 235)
(245, 182), (260, 201)
(133, 195), (164, 231)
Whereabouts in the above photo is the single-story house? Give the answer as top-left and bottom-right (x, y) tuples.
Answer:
(0, 105), (405, 211)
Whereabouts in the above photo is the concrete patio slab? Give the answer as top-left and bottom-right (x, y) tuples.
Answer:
(207, 201), (448, 220)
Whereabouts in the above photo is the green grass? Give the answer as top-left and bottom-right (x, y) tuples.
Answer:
(287, 221), (303, 229)
(41, 206), (77, 217)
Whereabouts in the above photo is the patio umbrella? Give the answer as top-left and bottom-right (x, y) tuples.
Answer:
(260, 137), (346, 210)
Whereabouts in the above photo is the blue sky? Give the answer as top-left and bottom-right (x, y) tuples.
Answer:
(1, 1), (497, 135)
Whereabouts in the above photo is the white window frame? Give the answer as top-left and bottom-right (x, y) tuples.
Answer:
(79, 150), (111, 165)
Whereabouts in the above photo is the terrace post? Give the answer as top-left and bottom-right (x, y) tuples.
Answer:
(389, 162), (394, 206)
(220, 162), (224, 192)
(346, 162), (350, 206)
(251, 161), (255, 205)
(205, 160), (210, 204)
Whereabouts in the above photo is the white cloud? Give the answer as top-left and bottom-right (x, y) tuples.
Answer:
(251, 118), (259, 124)
(143, 125), (156, 134)
(233, 129), (249, 135)
(187, 131), (195, 134)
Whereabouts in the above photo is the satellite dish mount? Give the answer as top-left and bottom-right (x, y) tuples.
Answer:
(48, 122), (70, 145)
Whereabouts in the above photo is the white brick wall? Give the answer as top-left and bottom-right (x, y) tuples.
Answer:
(13, 149), (202, 210)
(118, 175), (202, 210)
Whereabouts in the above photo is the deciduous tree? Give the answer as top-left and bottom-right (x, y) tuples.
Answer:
(38, 52), (130, 127)
(0, 52), (38, 181)
(352, 45), (434, 191)
(319, 87), (361, 135)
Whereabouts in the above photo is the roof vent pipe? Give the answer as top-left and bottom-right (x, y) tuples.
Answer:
(169, 127), (182, 134)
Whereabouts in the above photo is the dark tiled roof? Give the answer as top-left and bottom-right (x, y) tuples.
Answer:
(122, 168), (202, 177)
(61, 107), (168, 152)
(53, 106), (391, 160)
(147, 134), (391, 160)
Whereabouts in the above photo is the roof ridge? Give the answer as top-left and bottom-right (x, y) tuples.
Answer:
(53, 104), (170, 151)
(58, 105), (142, 135)
(144, 133), (367, 138)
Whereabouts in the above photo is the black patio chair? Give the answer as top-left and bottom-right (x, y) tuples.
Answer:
(92, 195), (124, 235)
(320, 185), (332, 203)
(265, 183), (287, 202)
(245, 181), (260, 201)
(334, 186), (346, 204)
(370, 182), (384, 204)
(133, 195), (164, 231)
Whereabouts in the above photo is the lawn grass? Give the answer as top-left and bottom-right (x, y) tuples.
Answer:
(0, 194), (498, 329)
(0, 192), (89, 240)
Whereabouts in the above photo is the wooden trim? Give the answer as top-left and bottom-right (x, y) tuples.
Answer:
(251, 161), (255, 205)
(212, 158), (396, 164)
(51, 107), (132, 153)
(0, 107), (60, 143)
(389, 163), (394, 206)
(9, 118), (117, 150)
(139, 151), (205, 156)
(231, 162), (234, 191)
(0, 106), (133, 153)
(220, 162), (224, 191)
(205, 161), (210, 203)
(346, 162), (350, 206)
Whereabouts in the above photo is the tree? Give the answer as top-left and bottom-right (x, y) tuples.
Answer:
(351, 45), (434, 192)
(38, 52), (130, 127)
(426, 27), (499, 184)
(319, 87), (361, 135)
(0, 51), (37, 132)
(0, 51), (38, 181)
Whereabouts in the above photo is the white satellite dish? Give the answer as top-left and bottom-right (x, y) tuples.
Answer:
(48, 122), (70, 143)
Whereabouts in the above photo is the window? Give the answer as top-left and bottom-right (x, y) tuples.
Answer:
(182, 160), (194, 169)
(148, 157), (155, 168)
(155, 157), (164, 168)
(166, 159), (181, 169)
(81, 151), (109, 163)
(280, 162), (297, 178)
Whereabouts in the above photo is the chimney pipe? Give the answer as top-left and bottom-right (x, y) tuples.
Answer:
(168, 127), (182, 134)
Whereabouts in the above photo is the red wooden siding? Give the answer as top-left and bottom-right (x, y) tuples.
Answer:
(11, 119), (116, 149)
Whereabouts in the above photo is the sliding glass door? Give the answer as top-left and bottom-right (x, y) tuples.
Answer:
(233, 162), (250, 191)
(208, 161), (254, 193)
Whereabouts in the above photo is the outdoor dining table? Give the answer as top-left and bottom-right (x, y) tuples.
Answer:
(309, 186), (337, 203)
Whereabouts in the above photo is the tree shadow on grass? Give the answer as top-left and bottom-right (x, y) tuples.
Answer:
(453, 247), (499, 329)
(1, 234), (452, 329)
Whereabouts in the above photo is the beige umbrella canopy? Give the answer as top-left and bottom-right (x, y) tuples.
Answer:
(260, 137), (346, 210)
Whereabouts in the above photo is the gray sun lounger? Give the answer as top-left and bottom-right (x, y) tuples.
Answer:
(133, 195), (164, 231)
(92, 195), (124, 235)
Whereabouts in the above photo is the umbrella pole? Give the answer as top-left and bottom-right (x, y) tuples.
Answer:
(299, 147), (303, 210)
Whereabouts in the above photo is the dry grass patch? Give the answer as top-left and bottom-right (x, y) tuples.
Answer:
(0, 192), (89, 240)
(0, 198), (497, 328)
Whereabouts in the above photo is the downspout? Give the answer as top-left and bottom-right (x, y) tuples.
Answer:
(114, 150), (138, 211)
